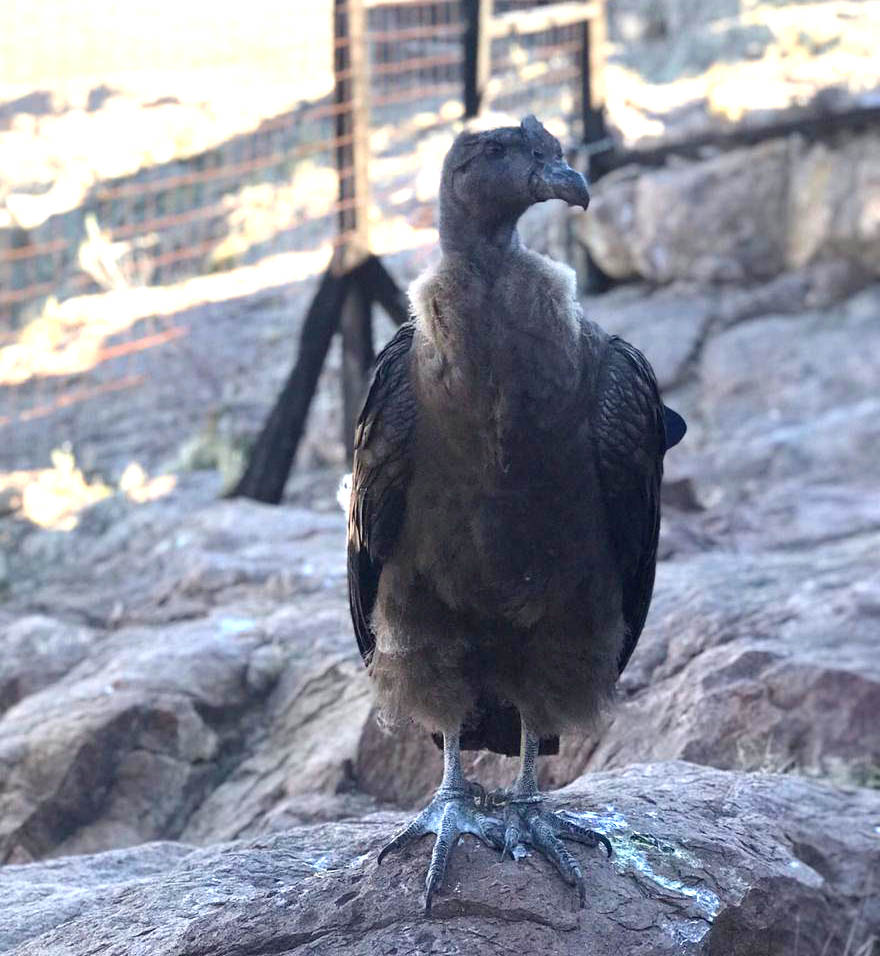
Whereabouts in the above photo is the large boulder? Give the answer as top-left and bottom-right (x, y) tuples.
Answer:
(0, 616), (269, 863)
(577, 132), (880, 285)
(697, 286), (880, 491)
(2, 762), (878, 955)
(787, 131), (880, 274)
(578, 140), (792, 283)
(633, 139), (792, 283)
(0, 615), (96, 715)
(577, 165), (640, 279)
(558, 530), (880, 787)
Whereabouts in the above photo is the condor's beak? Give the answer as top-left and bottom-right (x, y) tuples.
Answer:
(542, 159), (590, 210)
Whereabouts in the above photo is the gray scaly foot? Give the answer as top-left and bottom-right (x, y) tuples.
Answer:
(493, 720), (613, 907)
(492, 796), (611, 907)
(378, 782), (504, 913)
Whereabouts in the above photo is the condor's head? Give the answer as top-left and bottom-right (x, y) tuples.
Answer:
(439, 115), (589, 253)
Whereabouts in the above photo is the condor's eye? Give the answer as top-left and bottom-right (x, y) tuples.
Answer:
(485, 141), (505, 158)
(532, 149), (545, 162)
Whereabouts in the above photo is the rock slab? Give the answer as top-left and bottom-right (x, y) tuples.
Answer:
(578, 132), (880, 285)
(2, 762), (878, 956)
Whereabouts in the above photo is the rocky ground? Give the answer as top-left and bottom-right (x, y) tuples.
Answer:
(2, 765), (878, 955)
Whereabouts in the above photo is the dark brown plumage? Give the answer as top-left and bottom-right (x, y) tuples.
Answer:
(347, 115), (684, 911)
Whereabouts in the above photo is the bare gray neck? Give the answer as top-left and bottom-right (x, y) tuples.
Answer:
(438, 192), (523, 278)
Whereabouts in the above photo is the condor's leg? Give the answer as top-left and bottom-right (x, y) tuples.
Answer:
(499, 720), (612, 907)
(377, 729), (503, 913)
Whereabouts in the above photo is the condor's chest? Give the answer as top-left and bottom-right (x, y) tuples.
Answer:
(409, 334), (599, 586)
(417, 309), (583, 443)
(404, 407), (603, 620)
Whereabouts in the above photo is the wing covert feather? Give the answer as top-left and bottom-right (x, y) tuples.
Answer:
(593, 336), (667, 674)
(347, 323), (417, 665)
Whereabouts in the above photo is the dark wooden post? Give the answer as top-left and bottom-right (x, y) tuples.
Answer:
(227, 266), (351, 503)
(580, 0), (612, 292)
(341, 278), (374, 455)
(463, 0), (491, 118)
(335, 0), (374, 456)
(230, 0), (415, 502)
(580, 0), (607, 147)
(358, 254), (409, 326)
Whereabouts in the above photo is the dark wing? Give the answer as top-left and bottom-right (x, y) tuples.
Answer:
(348, 323), (417, 665)
(593, 336), (671, 674)
(663, 404), (687, 449)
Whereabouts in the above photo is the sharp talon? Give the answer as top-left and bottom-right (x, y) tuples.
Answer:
(377, 838), (402, 865)
(553, 813), (613, 858)
(377, 820), (425, 865)
(484, 823), (505, 852)
(425, 871), (439, 910)
(502, 825), (520, 862)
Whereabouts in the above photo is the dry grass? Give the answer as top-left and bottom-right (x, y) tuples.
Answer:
(1, 447), (112, 530)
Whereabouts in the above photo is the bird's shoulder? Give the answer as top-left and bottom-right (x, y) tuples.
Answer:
(595, 336), (664, 446)
(350, 322), (416, 552)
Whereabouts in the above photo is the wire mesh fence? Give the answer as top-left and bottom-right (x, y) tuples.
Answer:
(0, 0), (602, 481)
